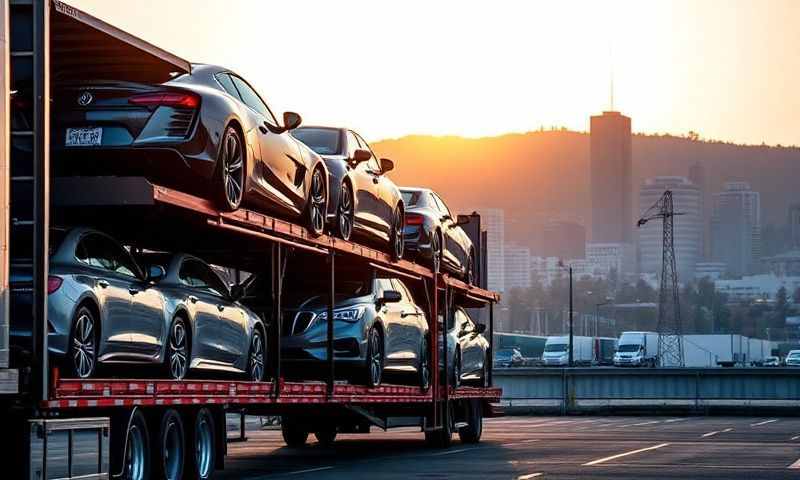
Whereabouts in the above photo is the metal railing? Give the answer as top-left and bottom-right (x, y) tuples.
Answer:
(494, 367), (800, 414)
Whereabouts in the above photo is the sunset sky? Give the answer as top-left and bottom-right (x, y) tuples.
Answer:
(70, 0), (799, 146)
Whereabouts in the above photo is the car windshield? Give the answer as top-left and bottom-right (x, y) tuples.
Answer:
(618, 344), (641, 353)
(544, 343), (567, 353)
(283, 267), (371, 307)
(788, 353), (800, 359)
(292, 128), (342, 155)
(401, 190), (422, 207)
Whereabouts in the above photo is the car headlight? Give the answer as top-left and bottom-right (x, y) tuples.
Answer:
(316, 306), (366, 323)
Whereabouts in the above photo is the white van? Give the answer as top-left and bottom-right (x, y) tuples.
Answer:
(613, 331), (659, 367)
(542, 335), (594, 366)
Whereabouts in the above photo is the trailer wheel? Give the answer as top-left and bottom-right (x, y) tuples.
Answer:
(118, 409), (150, 480)
(281, 417), (309, 448)
(314, 428), (337, 447)
(458, 400), (483, 444)
(424, 404), (453, 448)
(154, 409), (186, 480)
(185, 408), (216, 480)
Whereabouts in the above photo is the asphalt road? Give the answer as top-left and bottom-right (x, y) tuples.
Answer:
(219, 415), (800, 479)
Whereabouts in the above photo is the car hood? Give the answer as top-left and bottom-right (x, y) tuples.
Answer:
(293, 294), (374, 313)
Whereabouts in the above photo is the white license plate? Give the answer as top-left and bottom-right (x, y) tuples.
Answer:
(65, 127), (103, 147)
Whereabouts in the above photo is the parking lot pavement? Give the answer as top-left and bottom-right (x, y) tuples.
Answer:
(219, 416), (800, 479)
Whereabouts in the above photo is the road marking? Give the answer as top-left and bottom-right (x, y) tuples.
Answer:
(582, 443), (670, 466)
(504, 439), (540, 447)
(516, 473), (543, 479)
(701, 431), (719, 438)
(789, 458), (800, 469)
(664, 418), (687, 423)
(285, 466), (334, 475)
(791, 435), (800, 441)
(751, 419), (778, 427)
(430, 447), (480, 456)
(620, 420), (661, 427)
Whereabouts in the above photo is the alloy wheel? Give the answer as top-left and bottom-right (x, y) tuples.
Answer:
(71, 311), (96, 379)
(249, 329), (265, 382)
(419, 338), (431, 391)
(221, 128), (244, 209)
(431, 230), (441, 273)
(337, 182), (354, 240)
(391, 208), (404, 260)
(308, 168), (327, 236)
(168, 319), (188, 380)
(368, 328), (383, 387)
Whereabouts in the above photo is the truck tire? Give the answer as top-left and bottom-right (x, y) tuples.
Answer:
(424, 404), (453, 448)
(314, 428), (337, 447)
(115, 409), (150, 480)
(458, 400), (483, 444)
(153, 409), (185, 480)
(281, 417), (309, 448)
(185, 408), (216, 480)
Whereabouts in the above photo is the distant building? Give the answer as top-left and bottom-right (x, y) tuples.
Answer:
(694, 262), (727, 281)
(586, 242), (635, 276)
(590, 111), (632, 244)
(638, 176), (702, 281)
(715, 274), (800, 302)
(542, 220), (586, 259)
(763, 250), (800, 277)
(790, 203), (800, 249)
(504, 244), (531, 291)
(530, 256), (562, 287)
(688, 162), (707, 260)
(470, 208), (505, 293)
(711, 182), (761, 276)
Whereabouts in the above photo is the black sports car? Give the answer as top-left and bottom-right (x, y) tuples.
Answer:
(401, 187), (475, 283)
(52, 64), (329, 235)
(291, 126), (404, 260)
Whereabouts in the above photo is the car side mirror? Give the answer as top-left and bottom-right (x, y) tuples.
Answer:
(379, 290), (402, 305)
(230, 284), (245, 301)
(475, 323), (487, 334)
(379, 158), (394, 174)
(283, 111), (302, 131)
(351, 149), (371, 165)
(147, 265), (166, 283)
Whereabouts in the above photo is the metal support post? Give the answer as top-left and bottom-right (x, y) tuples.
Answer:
(326, 250), (335, 397)
(488, 301), (494, 387)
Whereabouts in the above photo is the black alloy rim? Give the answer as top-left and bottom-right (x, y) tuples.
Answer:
(169, 320), (188, 380)
(393, 209), (404, 259)
(72, 311), (95, 379)
(309, 169), (326, 235)
(431, 230), (441, 272)
(338, 182), (353, 240)
(369, 329), (383, 386)
(222, 129), (244, 208)
(249, 330), (265, 382)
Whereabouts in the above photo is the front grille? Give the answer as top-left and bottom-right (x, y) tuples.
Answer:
(165, 107), (195, 137)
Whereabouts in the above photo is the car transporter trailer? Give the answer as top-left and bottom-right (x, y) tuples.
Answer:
(0, 1), (502, 478)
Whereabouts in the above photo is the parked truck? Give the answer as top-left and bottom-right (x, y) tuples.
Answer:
(613, 331), (659, 367)
(542, 335), (595, 366)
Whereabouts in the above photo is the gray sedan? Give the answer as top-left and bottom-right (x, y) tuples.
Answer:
(10, 227), (266, 380)
(446, 306), (490, 387)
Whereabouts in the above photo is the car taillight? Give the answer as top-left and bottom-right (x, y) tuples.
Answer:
(129, 91), (199, 108)
(405, 214), (424, 226)
(47, 276), (63, 294)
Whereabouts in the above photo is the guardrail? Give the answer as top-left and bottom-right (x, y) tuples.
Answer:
(494, 367), (800, 414)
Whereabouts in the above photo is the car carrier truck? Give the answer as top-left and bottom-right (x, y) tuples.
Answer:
(0, 2), (502, 478)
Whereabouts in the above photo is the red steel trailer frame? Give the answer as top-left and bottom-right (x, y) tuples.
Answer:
(0, 1), (502, 477)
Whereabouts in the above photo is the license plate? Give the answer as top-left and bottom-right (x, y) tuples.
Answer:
(65, 127), (102, 147)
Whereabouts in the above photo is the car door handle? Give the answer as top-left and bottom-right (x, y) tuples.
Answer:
(401, 311), (422, 318)
(217, 305), (226, 312)
(129, 288), (139, 295)
(188, 295), (198, 304)
(97, 280), (109, 289)
(259, 125), (268, 134)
